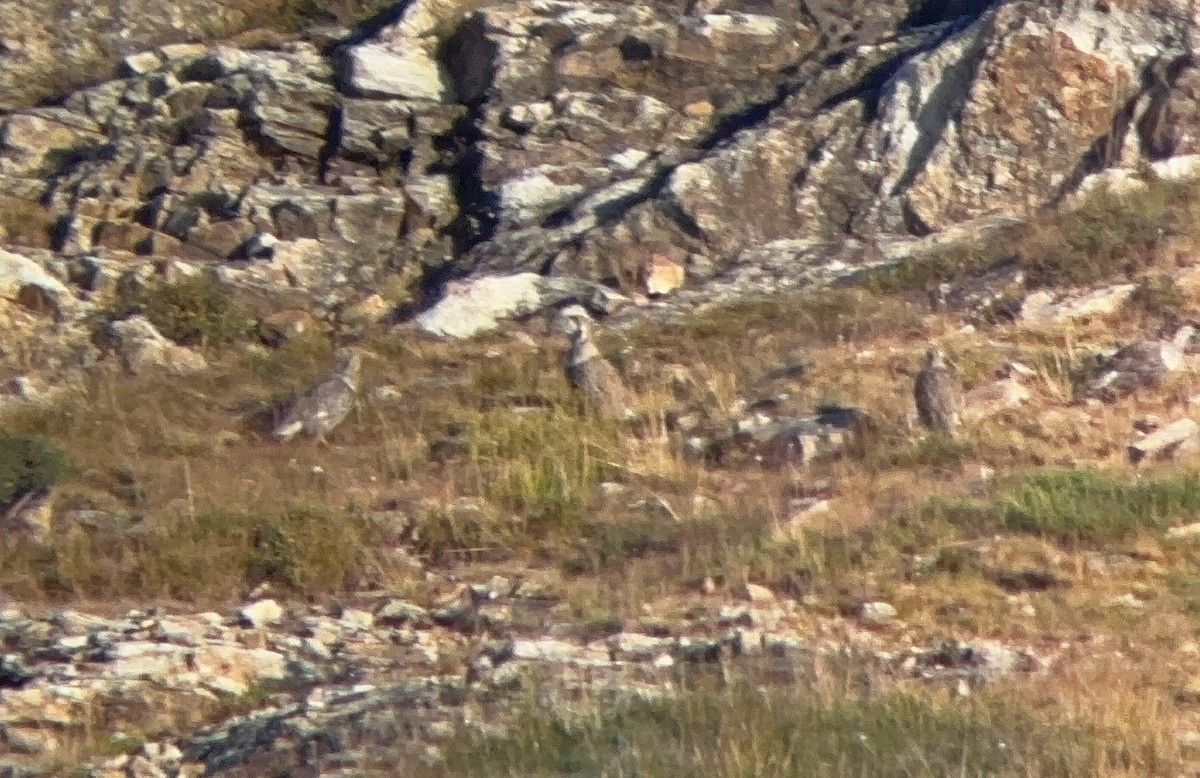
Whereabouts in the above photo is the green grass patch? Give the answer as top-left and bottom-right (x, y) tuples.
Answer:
(1016, 181), (1189, 289)
(0, 505), (383, 601)
(927, 469), (1200, 547)
(866, 242), (1007, 296)
(864, 177), (1200, 297)
(109, 272), (256, 349)
(470, 407), (621, 538)
(0, 432), (70, 511)
(430, 680), (1169, 778)
(626, 289), (925, 357)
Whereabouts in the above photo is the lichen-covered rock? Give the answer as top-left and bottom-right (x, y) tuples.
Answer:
(414, 272), (628, 338)
(102, 315), (207, 376)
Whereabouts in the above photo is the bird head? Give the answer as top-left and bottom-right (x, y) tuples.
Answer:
(557, 305), (593, 339)
(924, 347), (947, 368)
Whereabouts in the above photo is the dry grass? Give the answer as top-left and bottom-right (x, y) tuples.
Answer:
(3, 219), (1200, 774)
(866, 176), (1200, 304)
(428, 660), (1180, 778)
(0, 277), (1190, 615)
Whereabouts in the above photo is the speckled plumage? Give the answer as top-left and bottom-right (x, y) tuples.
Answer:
(914, 347), (963, 437)
(561, 308), (632, 419)
(272, 349), (362, 443)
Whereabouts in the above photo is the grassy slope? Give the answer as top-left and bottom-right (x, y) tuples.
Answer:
(4, 164), (1200, 771)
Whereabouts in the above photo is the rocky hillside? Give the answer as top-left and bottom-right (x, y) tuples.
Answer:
(7, 0), (1200, 774)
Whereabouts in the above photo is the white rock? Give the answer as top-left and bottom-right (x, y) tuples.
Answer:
(415, 273), (545, 339)
(339, 609), (375, 631)
(105, 315), (207, 376)
(1020, 283), (1137, 322)
(1167, 521), (1200, 540)
(0, 249), (71, 313)
(499, 170), (585, 224)
(238, 599), (284, 628)
(858, 601), (897, 623)
(609, 632), (672, 661)
(108, 642), (192, 678)
(122, 50), (163, 75)
(961, 377), (1032, 423)
(740, 582), (775, 603)
(346, 43), (448, 101)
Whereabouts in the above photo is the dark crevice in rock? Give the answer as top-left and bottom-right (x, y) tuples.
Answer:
(902, 0), (1000, 30)
(1135, 55), (1194, 160)
(317, 101), (345, 185)
(900, 199), (933, 236)
(660, 195), (709, 243)
(437, 13), (501, 266)
(337, 0), (419, 49)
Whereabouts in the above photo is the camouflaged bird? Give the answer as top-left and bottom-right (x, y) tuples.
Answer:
(914, 346), (963, 437)
(272, 348), (361, 443)
(560, 306), (633, 420)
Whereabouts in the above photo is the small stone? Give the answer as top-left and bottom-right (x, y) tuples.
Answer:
(300, 637), (333, 660)
(740, 582), (775, 603)
(121, 50), (164, 75)
(103, 315), (207, 376)
(732, 629), (764, 655)
(1169, 521), (1200, 540)
(152, 619), (201, 646)
(0, 654), (34, 688)
(858, 601), (897, 623)
(126, 754), (168, 778)
(509, 639), (578, 663)
(372, 385), (404, 403)
(609, 632), (672, 661)
(346, 41), (448, 101)
(374, 600), (431, 628)
(489, 662), (525, 690)
(597, 481), (630, 499)
(432, 602), (476, 632)
(339, 609), (375, 631)
(638, 254), (685, 297)
(238, 599), (284, 629)
(1108, 593), (1146, 609)
(1175, 676), (1200, 704)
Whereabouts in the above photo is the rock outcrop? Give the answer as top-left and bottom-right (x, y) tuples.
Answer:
(0, 0), (1197, 344)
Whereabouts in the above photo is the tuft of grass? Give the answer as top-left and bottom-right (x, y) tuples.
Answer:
(110, 272), (256, 349)
(866, 242), (1008, 296)
(670, 289), (924, 349)
(430, 677), (1172, 778)
(0, 432), (70, 511)
(471, 407), (620, 538)
(864, 177), (1200, 297)
(868, 431), (978, 472)
(0, 504), (384, 601)
(926, 469), (1200, 547)
(242, 0), (396, 31)
(1016, 181), (1189, 289)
